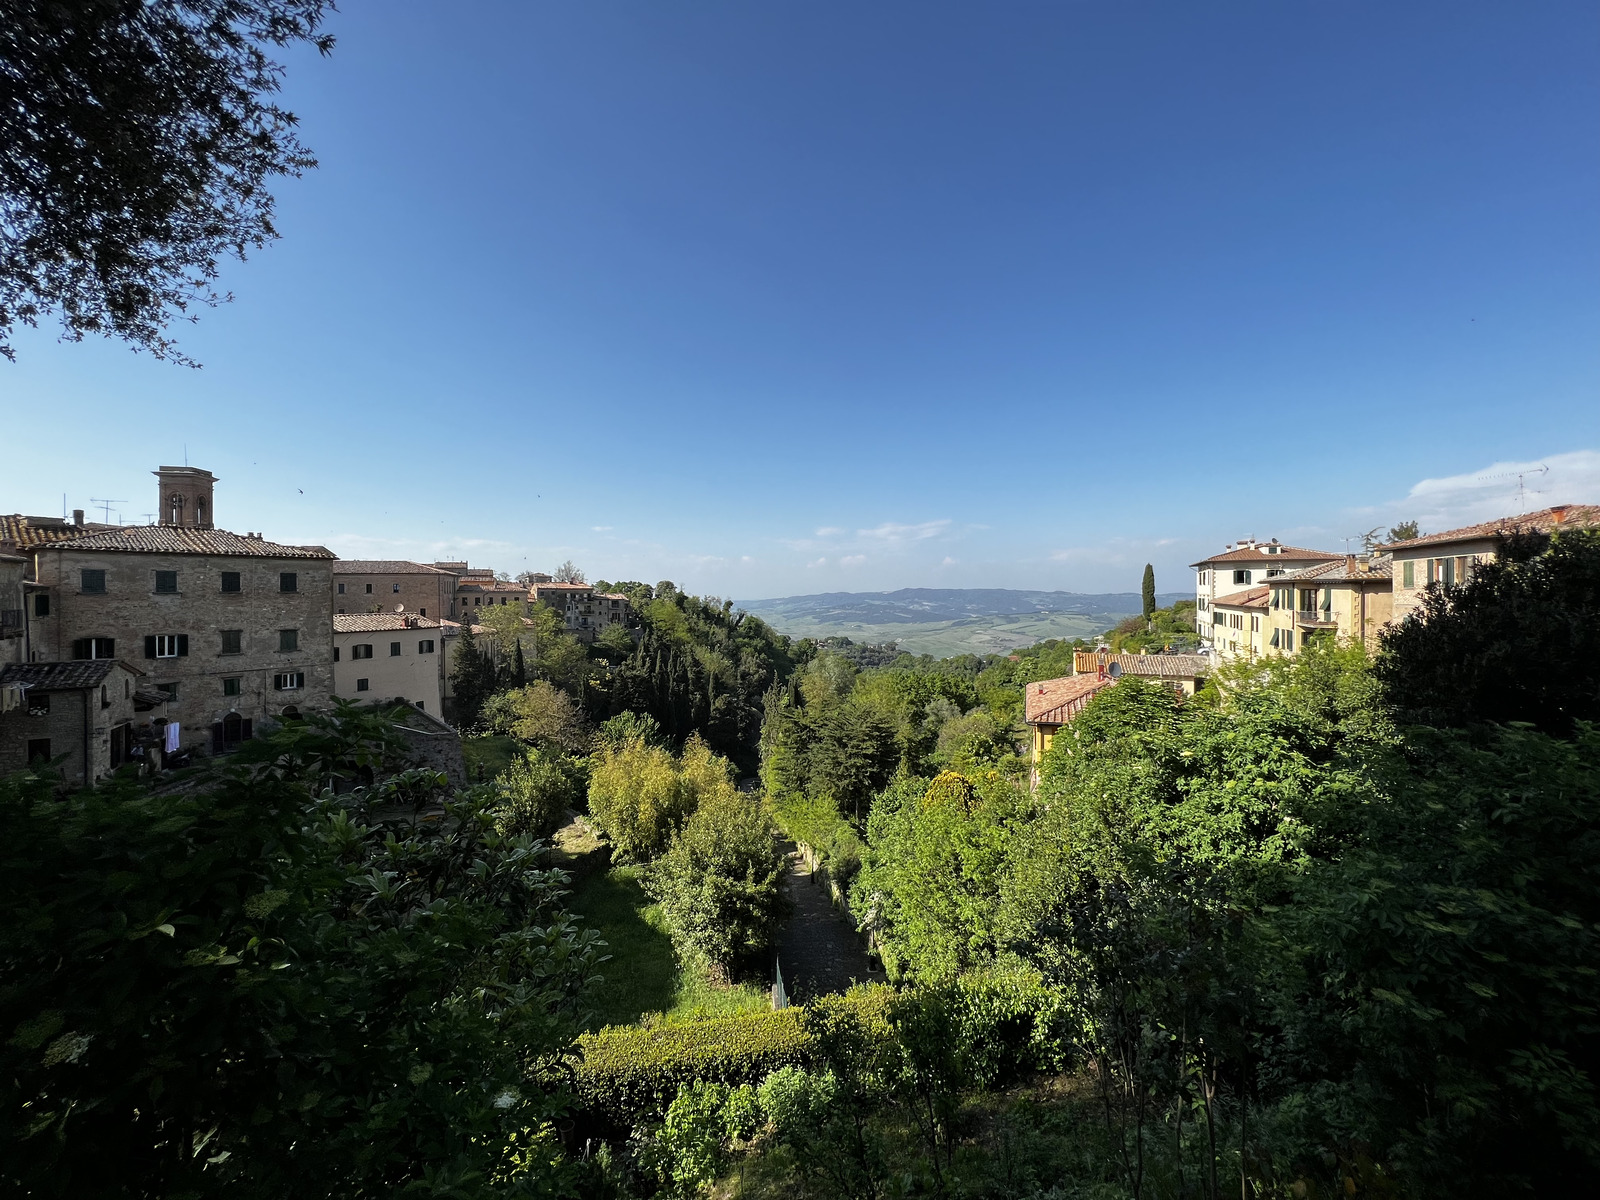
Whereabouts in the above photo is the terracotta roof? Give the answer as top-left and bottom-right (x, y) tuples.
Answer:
(0, 514), (117, 551)
(1, 660), (138, 689)
(532, 581), (592, 590)
(333, 560), (454, 575)
(1025, 674), (1114, 724)
(458, 580), (527, 592)
(334, 614), (444, 633)
(33, 526), (336, 558)
(1380, 505), (1600, 552)
(1280, 555), (1394, 583)
(1190, 542), (1341, 568)
(1212, 586), (1270, 610)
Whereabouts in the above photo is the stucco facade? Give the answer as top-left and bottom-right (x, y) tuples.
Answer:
(333, 614), (445, 714)
(1191, 540), (1340, 651)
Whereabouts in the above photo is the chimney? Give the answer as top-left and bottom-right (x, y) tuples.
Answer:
(1551, 504), (1570, 523)
(72, 509), (84, 527)
(154, 466), (218, 529)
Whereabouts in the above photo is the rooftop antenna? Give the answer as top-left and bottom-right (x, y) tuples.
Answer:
(90, 498), (126, 523)
(1475, 463), (1550, 513)
(140, 513), (157, 524)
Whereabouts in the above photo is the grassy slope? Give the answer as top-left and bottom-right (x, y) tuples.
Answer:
(462, 734), (520, 782)
(568, 866), (769, 1031)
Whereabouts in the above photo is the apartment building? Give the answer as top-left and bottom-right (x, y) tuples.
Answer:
(1261, 555), (1394, 655)
(1207, 586), (1270, 659)
(334, 560), (459, 619)
(1383, 504), (1600, 623)
(1191, 539), (1340, 650)
(529, 581), (630, 643)
(333, 613), (445, 713)
(25, 467), (336, 758)
(439, 564), (530, 616)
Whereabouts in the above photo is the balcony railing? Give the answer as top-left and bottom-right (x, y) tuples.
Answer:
(1295, 609), (1338, 627)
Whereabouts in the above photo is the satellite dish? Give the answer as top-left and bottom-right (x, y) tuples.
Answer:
(1107, 661), (1123, 679)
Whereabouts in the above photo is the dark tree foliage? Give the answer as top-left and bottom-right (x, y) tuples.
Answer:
(0, 0), (334, 362)
(0, 704), (604, 1197)
(450, 621), (497, 728)
(1141, 562), (1155, 619)
(1377, 530), (1600, 735)
(601, 590), (796, 771)
(1387, 519), (1420, 542)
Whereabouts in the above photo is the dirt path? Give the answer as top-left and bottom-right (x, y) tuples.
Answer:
(774, 851), (886, 1003)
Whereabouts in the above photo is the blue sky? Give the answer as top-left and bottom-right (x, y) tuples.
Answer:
(4, 1), (1597, 599)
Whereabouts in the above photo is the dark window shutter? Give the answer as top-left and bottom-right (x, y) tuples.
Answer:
(241, 719), (254, 741)
(72, 638), (88, 659)
(177, 634), (189, 656)
(333, 646), (340, 662)
(211, 723), (225, 754)
(144, 635), (157, 659)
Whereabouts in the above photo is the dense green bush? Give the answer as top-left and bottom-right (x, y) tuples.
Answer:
(492, 746), (586, 839)
(575, 1009), (810, 1125)
(647, 790), (788, 973)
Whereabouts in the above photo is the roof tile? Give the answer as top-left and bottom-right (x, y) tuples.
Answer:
(1380, 505), (1600, 552)
(34, 526), (335, 558)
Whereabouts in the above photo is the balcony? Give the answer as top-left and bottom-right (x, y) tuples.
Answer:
(1294, 609), (1338, 628)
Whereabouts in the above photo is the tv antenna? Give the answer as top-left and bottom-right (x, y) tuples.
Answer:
(1476, 464), (1549, 512)
(90, 498), (126, 523)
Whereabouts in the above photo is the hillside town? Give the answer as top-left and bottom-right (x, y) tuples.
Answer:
(4, 461), (1594, 790)
(0, 465), (633, 784)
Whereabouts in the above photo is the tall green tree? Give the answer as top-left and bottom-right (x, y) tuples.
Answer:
(1, 0), (335, 362)
(450, 621), (497, 728)
(1141, 562), (1156, 620)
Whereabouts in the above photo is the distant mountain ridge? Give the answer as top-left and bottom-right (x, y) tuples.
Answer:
(737, 588), (1191, 658)
(740, 588), (1191, 626)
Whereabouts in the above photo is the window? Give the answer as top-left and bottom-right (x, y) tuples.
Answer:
(71, 637), (115, 659)
(418, 639), (435, 654)
(151, 634), (186, 658)
(1250, 615), (1260, 632)
(1282, 629), (1295, 651)
(352, 643), (373, 660)
(1198, 571), (1208, 585)
(273, 672), (305, 691)
(356, 678), (370, 692)
(28, 693), (50, 716)
(220, 571), (241, 593)
(157, 682), (179, 701)
(419, 608), (426, 617)
(223, 677), (241, 697)
(1233, 569), (1251, 585)
(337, 582), (346, 594)
(27, 739), (51, 762)
(365, 583), (373, 594)
(154, 570), (178, 593)
(278, 629), (298, 652)
(279, 572), (298, 593)
(33, 594), (50, 618)
(333, 646), (340, 662)
(220, 629), (243, 655)
(80, 569), (106, 594)
(393, 584), (401, 593)
(415, 700), (424, 711)
(389, 641), (402, 656)
(1265, 568), (1285, 578)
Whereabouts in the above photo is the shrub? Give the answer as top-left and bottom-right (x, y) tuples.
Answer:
(643, 1081), (731, 1196)
(492, 748), (586, 839)
(587, 739), (692, 862)
(648, 791), (789, 973)
(597, 710), (665, 751)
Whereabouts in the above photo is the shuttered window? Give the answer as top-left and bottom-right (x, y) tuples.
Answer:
(280, 572), (298, 593)
(154, 571), (178, 593)
(221, 572), (241, 593)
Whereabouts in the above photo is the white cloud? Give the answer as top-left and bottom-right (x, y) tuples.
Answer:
(1388, 450), (1600, 532)
(741, 555), (755, 564)
(941, 556), (957, 566)
(807, 556), (827, 568)
(857, 519), (952, 542)
(592, 525), (614, 533)
(815, 526), (845, 537)
(840, 554), (867, 567)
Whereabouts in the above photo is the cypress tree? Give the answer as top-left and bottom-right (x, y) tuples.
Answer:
(512, 640), (527, 687)
(451, 623), (494, 728)
(1141, 563), (1156, 621)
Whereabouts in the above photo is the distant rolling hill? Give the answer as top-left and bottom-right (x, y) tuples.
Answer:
(739, 588), (1191, 658)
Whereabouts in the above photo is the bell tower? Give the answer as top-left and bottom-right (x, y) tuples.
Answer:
(154, 466), (218, 529)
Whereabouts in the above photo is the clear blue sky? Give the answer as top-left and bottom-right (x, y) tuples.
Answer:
(4, 1), (1597, 598)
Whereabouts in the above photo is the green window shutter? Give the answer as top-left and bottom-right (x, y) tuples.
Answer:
(144, 636), (157, 659)
(177, 634), (189, 656)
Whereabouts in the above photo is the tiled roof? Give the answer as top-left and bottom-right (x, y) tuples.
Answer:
(1025, 674), (1114, 724)
(458, 580), (527, 592)
(1191, 543), (1341, 567)
(1212, 586), (1270, 610)
(334, 614), (444, 633)
(34, 525), (336, 558)
(0, 514), (117, 551)
(1380, 505), (1600, 552)
(333, 560), (454, 575)
(532, 581), (592, 590)
(1280, 555), (1394, 583)
(1, 660), (138, 689)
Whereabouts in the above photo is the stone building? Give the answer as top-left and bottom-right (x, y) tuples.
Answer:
(333, 613), (445, 714)
(25, 466), (336, 758)
(334, 560), (459, 619)
(445, 565), (530, 616)
(529, 581), (630, 643)
(0, 659), (144, 785)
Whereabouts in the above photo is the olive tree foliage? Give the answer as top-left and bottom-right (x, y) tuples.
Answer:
(0, 0), (335, 362)
(586, 734), (735, 864)
(0, 703), (605, 1198)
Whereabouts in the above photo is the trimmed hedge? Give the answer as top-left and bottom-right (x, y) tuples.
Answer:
(575, 986), (894, 1125)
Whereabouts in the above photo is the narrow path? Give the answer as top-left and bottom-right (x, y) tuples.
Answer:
(774, 850), (886, 1003)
